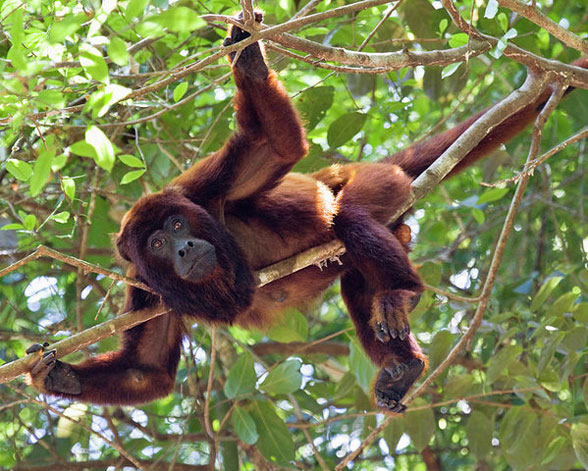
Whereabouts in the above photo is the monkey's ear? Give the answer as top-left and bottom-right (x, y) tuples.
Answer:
(114, 234), (131, 262)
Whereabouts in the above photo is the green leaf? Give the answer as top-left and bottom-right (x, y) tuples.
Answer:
(574, 302), (588, 323)
(418, 261), (441, 286)
(486, 345), (522, 384)
(86, 84), (132, 118)
(327, 112), (366, 149)
(79, 45), (109, 84)
(30, 146), (55, 196)
(441, 62), (461, 79)
(491, 28), (517, 59)
(443, 374), (475, 399)
(260, 359), (302, 395)
(472, 207), (485, 223)
(120, 169), (146, 184)
(466, 411), (493, 458)
(23, 214), (37, 231)
(349, 340), (377, 393)
(497, 12), (509, 33)
(449, 33), (469, 48)
(267, 309), (308, 342)
(37, 90), (65, 108)
(224, 353), (256, 399)
(1, 223), (24, 231)
(70, 141), (98, 159)
(531, 276), (563, 312)
(404, 398), (435, 451)
(571, 423), (588, 469)
(499, 407), (540, 468)
(50, 211), (70, 224)
(56, 403), (88, 439)
(150, 7), (206, 33)
(6, 159), (32, 181)
(477, 187), (509, 205)
(173, 82), (189, 102)
(136, 20), (165, 38)
(249, 401), (294, 464)
(85, 125), (116, 172)
(583, 377), (588, 410)
(61, 177), (75, 201)
(542, 436), (567, 465)
(107, 37), (129, 66)
(537, 332), (565, 374)
(484, 0), (499, 19)
(9, 8), (24, 48)
(119, 154), (145, 168)
(126, 0), (150, 19)
(48, 13), (86, 43)
(429, 330), (455, 369)
(551, 292), (578, 316)
(438, 18), (449, 35)
(231, 406), (259, 445)
(296, 86), (334, 131)
(384, 418), (404, 452)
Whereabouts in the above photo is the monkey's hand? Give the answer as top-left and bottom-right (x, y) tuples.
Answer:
(374, 357), (425, 413)
(25, 343), (81, 395)
(223, 11), (268, 81)
(370, 289), (420, 343)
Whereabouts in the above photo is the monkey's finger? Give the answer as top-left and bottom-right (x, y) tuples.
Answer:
(375, 321), (391, 343)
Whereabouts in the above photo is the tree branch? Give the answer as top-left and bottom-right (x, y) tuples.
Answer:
(335, 69), (555, 471)
(497, 0), (588, 55)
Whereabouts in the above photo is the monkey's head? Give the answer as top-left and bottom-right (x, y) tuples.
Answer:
(116, 189), (255, 320)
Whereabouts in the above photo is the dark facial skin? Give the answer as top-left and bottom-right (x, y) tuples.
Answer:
(148, 215), (217, 282)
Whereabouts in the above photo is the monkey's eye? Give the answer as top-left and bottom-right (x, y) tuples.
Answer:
(151, 238), (165, 250)
(172, 219), (183, 232)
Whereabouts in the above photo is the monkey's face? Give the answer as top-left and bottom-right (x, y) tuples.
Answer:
(144, 213), (218, 283)
(117, 191), (224, 282)
(115, 190), (254, 319)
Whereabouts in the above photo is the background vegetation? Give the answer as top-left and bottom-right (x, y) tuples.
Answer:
(0, 0), (587, 470)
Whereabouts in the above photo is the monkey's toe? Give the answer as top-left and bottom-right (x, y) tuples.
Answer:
(25, 342), (50, 355)
(371, 290), (413, 342)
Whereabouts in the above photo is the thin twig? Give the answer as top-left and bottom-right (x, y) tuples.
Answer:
(0, 245), (154, 294)
(204, 325), (217, 440)
(10, 386), (143, 469)
(481, 127), (588, 187)
(498, 0), (588, 55)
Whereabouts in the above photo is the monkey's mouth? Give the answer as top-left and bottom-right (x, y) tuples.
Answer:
(184, 246), (217, 282)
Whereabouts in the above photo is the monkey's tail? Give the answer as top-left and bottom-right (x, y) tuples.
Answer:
(385, 57), (588, 180)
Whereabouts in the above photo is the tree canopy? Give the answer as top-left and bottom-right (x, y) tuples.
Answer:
(0, 0), (587, 470)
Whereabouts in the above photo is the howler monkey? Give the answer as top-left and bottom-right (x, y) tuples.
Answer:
(25, 14), (587, 413)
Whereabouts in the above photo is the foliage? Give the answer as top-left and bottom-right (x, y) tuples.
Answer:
(0, 0), (587, 470)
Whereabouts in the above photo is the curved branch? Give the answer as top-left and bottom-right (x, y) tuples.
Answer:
(335, 70), (554, 471)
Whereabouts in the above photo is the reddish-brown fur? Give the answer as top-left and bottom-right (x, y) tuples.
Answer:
(25, 19), (587, 408)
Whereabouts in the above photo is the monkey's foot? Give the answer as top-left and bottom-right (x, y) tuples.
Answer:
(374, 358), (425, 413)
(25, 343), (81, 395)
(371, 289), (420, 343)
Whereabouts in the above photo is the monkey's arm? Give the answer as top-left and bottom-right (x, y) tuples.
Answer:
(173, 15), (308, 204)
(26, 304), (183, 405)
